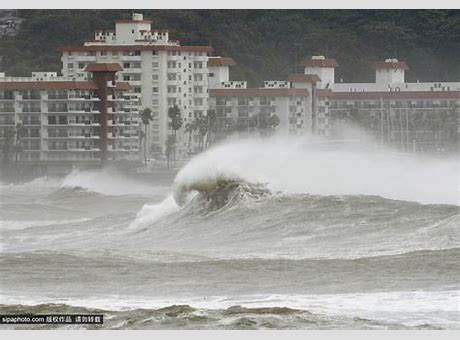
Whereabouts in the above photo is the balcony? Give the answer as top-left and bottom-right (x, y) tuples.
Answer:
(22, 95), (42, 100)
(47, 134), (68, 139)
(121, 55), (142, 61)
(47, 95), (69, 100)
(76, 56), (97, 61)
(0, 121), (14, 126)
(23, 121), (41, 126)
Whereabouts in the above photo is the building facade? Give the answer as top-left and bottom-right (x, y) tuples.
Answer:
(210, 55), (459, 153)
(58, 13), (213, 158)
(0, 63), (140, 164)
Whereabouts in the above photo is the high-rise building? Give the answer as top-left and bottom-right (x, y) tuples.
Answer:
(58, 13), (214, 158)
(0, 64), (140, 165)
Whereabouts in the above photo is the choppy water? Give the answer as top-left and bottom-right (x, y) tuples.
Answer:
(1, 138), (459, 329)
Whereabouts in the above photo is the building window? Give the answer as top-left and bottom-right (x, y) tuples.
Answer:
(209, 72), (214, 77)
(153, 87), (159, 93)
(101, 51), (107, 56)
(78, 62), (85, 69)
(152, 62), (159, 68)
(68, 63), (74, 69)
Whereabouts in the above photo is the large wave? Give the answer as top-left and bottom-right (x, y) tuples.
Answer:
(172, 136), (459, 206)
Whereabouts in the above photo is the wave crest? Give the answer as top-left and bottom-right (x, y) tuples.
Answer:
(173, 173), (271, 210)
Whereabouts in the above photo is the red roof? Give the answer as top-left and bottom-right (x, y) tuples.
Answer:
(316, 89), (335, 98)
(210, 88), (309, 97)
(287, 74), (321, 83)
(0, 81), (99, 90)
(318, 90), (460, 100)
(373, 61), (409, 70)
(58, 45), (214, 53)
(302, 58), (339, 68)
(115, 82), (130, 91)
(84, 63), (123, 72)
(208, 57), (236, 67)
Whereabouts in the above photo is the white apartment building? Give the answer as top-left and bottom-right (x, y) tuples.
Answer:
(209, 55), (459, 153)
(208, 59), (313, 139)
(302, 56), (460, 151)
(0, 63), (140, 163)
(58, 13), (213, 158)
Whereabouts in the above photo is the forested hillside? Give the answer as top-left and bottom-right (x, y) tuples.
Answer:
(0, 9), (459, 86)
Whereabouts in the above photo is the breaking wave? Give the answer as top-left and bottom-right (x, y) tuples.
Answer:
(131, 136), (458, 228)
(172, 137), (459, 206)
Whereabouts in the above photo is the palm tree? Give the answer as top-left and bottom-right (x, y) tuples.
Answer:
(140, 108), (153, 165)
(206, 109), (217, 148)
(2, 127), (15, 164)
(13, 123), (26, 162)
(268, 114), (280, 135)
(194, 116), (209, 151)
(184, 121), (196, 149)
(167, 105), (182, 166)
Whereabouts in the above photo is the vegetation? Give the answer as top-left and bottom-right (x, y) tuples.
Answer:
(0, 10), (458, 85)
(1, 123), (26, 164)
(167, 104), (182, 167)
(140, 107), (153, 164)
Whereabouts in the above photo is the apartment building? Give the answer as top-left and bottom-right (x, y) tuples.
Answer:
(308, 57), (460, 151)
(0, 63), (140, 163)
(58, 13), (213, 157)
(209, 55), (459, 153)
(208, 57), (314, 141)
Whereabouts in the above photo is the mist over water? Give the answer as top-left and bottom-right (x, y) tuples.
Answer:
(174, 135), (459, 206)
(1, 134), (459, 329)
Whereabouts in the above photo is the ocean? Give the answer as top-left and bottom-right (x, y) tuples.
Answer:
(1, 137), (459, 329)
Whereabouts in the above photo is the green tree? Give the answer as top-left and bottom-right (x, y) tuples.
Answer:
(140, 108), (153, 165)
(195, 116), (209, 151)
(268, 114), (280, 134)
(13, 123), (27, 162)
(206, 110), (217, 147)
(184, 120), (197, 148)
(1, 127), (15, 164)
(167, 105), (182, 165)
